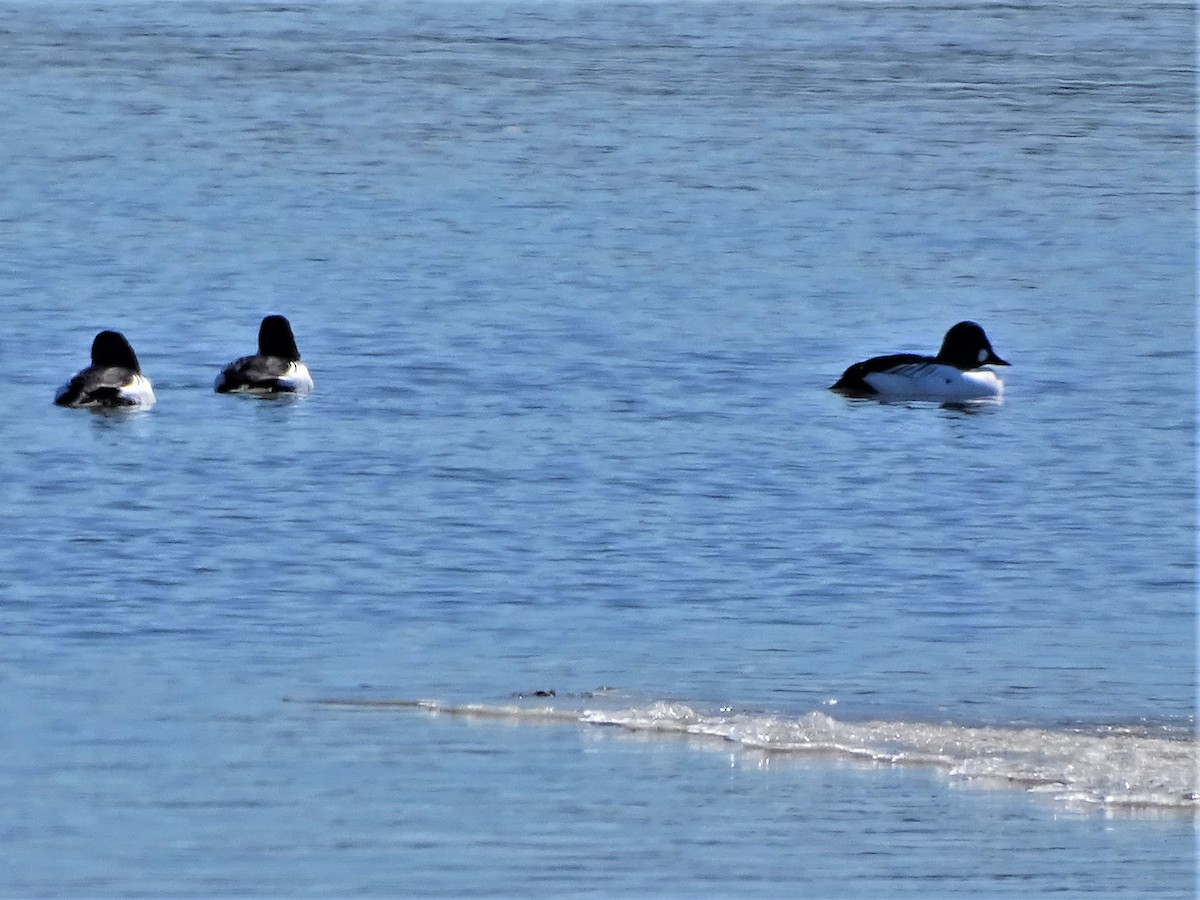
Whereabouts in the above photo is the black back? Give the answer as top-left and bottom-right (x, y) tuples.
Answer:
(830, 353), (930, 395)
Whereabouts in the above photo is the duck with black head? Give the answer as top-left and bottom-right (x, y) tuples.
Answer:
(54, 330), (156, 409)
(215, 314), (313, 396)
(831, 321), (1009, 402)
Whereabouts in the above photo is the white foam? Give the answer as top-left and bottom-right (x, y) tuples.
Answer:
(584, 704), (1197, 813)
(304, 696), (1196, 814)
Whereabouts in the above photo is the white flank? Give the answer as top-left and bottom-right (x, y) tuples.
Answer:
(119, 374), (157, 407)
(864, 364), (1003, 401)
(277, 361), (314, 394)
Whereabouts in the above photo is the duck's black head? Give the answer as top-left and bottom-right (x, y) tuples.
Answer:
(258, 315), (301, 360)
(90, 330), (141, 372)
(936, 321), (1009, 370)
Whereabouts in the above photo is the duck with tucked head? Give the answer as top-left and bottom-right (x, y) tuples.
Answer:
(55, 330), (156, 409)
(215, 314), (313, 396)
(831, 321), (1009, 401)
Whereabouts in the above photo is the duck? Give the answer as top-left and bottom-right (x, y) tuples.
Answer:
(54, 330), (156, 409)
(830, 321), (1009, 401)
(215, 314), (313, 395)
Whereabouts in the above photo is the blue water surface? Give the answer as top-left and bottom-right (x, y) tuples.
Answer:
(0, 0), (1194, 895)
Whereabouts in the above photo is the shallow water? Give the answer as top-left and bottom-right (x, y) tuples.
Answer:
(0, 0), (1195, 895)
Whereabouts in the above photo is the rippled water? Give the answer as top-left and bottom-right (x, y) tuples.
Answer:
(0, 0), (1195, 895)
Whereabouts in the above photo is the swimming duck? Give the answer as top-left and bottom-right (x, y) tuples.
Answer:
(54, 330), (156, 409)
(831, 321), (1009, 401)
(215, 314), (313, 395)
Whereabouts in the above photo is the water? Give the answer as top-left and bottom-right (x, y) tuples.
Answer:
(0, 0), (1195, 895)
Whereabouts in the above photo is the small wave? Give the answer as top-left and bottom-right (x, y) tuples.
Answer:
(299, 696), (1198, 814)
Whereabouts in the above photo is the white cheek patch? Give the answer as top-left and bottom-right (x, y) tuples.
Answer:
(977, 348), (988, 363)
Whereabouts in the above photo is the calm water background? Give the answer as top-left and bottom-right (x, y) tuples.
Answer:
(0, 0), (1195, 895)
